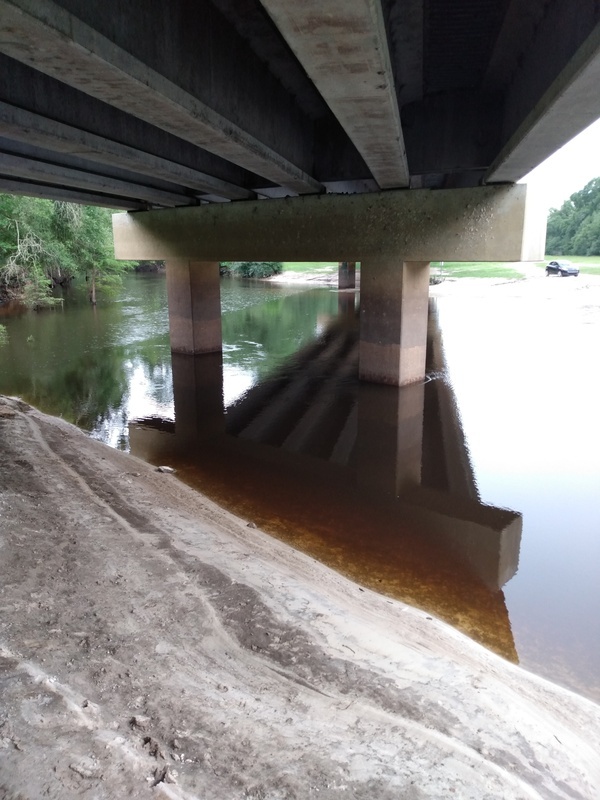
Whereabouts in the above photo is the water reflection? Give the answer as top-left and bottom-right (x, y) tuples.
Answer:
(0, 274), (172, 445)
(129, 306), (521, 663)
(3, 272), (599, 702)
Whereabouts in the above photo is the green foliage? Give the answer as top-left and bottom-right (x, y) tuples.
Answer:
(219, 261), (283, 278)
(0, 193), (133, 306)
(546, 177), (600, 255)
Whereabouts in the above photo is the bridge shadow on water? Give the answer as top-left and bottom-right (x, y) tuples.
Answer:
(129, 300), (522, 663)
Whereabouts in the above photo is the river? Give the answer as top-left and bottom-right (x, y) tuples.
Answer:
(1, 270), (599, 704)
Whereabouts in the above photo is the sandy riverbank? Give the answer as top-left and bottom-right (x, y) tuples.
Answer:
(1, 394), (600, 799)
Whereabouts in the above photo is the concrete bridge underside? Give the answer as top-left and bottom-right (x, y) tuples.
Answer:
(2, 0), (600, 382)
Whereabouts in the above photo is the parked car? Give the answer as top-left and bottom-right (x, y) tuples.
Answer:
(545, 260), (580, 277)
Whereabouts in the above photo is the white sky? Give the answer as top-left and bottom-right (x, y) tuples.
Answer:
(521, 117), (600, 211)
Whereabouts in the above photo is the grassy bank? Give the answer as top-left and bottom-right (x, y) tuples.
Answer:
(282, 261), (524, 279)
(280, 258), (600, 280)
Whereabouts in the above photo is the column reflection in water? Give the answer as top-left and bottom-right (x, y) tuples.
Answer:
(129, 306), (521, 663)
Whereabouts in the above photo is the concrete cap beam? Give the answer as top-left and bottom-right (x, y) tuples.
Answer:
(260, 0), (409, 189)
(0, 0), (323, 196)
(113, 184), (545, 263)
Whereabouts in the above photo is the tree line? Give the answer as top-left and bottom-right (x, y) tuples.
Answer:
(0, 193), (132, 307)
(546, 177), (600, 255)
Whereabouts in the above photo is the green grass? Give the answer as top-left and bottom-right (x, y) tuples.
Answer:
(283, 261), (525, 279)
(280, 258), (600, 280)
(431, 262), (525, 279)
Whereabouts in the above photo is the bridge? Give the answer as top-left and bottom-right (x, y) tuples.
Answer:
(1, 0), (599, 384)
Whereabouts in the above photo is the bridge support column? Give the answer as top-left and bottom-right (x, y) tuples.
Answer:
(165, 259), (222, 354)
(359, 258), (430, 386)
(338, 261), (356, 290)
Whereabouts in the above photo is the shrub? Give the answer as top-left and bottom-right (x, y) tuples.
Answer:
(220, 261), (283, 278)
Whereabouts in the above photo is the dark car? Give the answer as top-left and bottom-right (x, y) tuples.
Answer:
(545, 260), (580, 277)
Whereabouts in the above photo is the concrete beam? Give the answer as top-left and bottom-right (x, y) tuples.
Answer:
(0, 176), (143, 210)
(0, 152), (194, 208)
(260, 0), (409, 189)
(0, 102), (254, 201)
(0, 54), (257, 194)
(0, 0), (323, 196)
(487, 8), (600, 182)
(113, 184), (544, 263)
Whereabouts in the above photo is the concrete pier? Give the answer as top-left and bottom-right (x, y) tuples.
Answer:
(359, 259), (430, 385)
(166, 259), (221, 354)
(338, 261), (356, 290)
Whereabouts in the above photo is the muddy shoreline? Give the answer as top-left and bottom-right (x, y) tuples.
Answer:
(1, 395), (599, 798)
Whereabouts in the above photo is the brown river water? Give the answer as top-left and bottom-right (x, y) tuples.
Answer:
(1, 271), (599, 703)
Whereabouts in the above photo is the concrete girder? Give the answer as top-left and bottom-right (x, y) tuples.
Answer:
(259, 0), (409, 189)
(0, 0), (323, 196)
(0, 152), (195, 208)
(0, 102), (254, 202)
(487, 4), (600, 183)
(113, 185), (544, 263)
(0, 176), (143, 210)
(0, 54), (260, 195)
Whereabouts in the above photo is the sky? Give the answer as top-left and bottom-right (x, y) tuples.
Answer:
(521, 117), (600, 211)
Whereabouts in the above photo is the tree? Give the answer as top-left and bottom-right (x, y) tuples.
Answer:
(0, 194), (133, 306)
(0, 195), (63, 307)
(57, 203), (128, 304)
(219, 261), (283, 278)
(546, 177), (600, 255)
